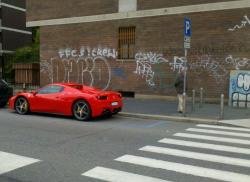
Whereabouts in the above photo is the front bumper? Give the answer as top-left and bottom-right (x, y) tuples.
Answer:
(9, 96), (17, 109)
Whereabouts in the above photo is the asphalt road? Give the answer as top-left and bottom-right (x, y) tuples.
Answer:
(0, 108), (250, 182)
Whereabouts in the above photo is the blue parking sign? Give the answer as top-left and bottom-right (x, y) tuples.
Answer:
(184, 18), (191, 37)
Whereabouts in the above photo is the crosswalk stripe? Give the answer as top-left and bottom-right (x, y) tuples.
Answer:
(0, 151), (41, 175)
(82, 166), (170, 182)
(115, 155), (250, 182)
(186, 128), (250, 138)
(140, 145), (250, 167)
(159, 138), (250, 154)
(174, 133), (250, 145)
(196, 124), (250, 132)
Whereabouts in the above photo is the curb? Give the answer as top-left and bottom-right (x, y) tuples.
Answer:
(119, 112), (218, 124)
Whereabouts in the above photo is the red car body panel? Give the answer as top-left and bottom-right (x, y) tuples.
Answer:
(9, 83), (123, 118)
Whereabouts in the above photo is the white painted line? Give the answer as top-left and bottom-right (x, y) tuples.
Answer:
(219, 119), (250, 129)
(1, 27), (32, 35)
(159, 138), (250, 154)
(1, 3), (26, 12)
(115, 155), (250, 182)
(140, 145), (250, 167)
(175, 133), (250, 145)
(196, 124), (250, 132)
(0, 151), (41, 175)
(82, 166), (170, 182)
(27, 0), (250, 27)
(186, 128), (250, 138)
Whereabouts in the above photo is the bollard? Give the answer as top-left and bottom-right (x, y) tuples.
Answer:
(199, 88), (203, 108)
(220, 94), (224, 120)
(183, 92), (186, 117)
(192, 89), (195, 112)
(22, 83), (26, 91)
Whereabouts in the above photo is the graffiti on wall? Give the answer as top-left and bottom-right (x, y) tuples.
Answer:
(134, 52), (168, 86)
(40, 47), (250, 95)
(229, 70), (250, 108)
(135, 53), (231, 86)
(228, 15), (250, 31)
(225, 55), (250, 70)
(169, 56), (185, 73)
(190, 55), (228, 84)
(40, 47), (117, 90)
(133, 52), (250, 88)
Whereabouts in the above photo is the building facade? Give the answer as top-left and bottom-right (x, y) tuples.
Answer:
(26, 0), (250, 102)
(0, 0), (32, 78)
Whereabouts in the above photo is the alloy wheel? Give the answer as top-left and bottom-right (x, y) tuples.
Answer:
(73, 100), (91, 121)
(15, 97), (29, 115)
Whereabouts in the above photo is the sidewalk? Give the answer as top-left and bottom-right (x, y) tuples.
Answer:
(120, 98), (250, 128)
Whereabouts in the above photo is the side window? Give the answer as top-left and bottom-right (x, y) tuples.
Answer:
(37, 85), (64, 94)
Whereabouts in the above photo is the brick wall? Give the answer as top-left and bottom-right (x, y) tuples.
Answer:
(26, 0), (118, 21)
(38, 7), (250, 98)
(137, 0), (237, 10)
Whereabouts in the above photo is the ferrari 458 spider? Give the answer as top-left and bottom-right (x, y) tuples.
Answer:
(9, 83), (123, 121)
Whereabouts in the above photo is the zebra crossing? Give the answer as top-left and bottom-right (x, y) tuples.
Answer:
(82, 124), (250, 182)
(0, 151), (41, 175)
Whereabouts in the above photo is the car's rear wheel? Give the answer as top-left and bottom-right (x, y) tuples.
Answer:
(73, 100), (91, 121)
(15, 97), (29, 115)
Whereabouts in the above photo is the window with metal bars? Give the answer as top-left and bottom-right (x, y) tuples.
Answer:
(118, 26), (135, 59)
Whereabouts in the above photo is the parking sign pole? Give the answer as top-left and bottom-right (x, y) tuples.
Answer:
(183, 49), (187, 117)
(183, 18), (191, 117)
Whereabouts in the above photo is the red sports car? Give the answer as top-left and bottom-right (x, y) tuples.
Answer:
(9, 83), (123, 121)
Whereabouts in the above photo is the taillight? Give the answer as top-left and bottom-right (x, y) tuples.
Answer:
(96, 95), (108, 100)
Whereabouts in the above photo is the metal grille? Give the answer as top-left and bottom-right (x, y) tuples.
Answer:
(118, 26), (135, 59)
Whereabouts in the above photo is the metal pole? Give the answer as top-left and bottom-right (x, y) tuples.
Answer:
(183, 49), (188, 117)
(220, 94), (224, 120)
(23, 82), (26, 91)
(192, 89), (195, 111)
(200, 87), (203, 108)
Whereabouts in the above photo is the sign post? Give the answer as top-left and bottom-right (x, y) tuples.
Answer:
(183, 18), (191, 116)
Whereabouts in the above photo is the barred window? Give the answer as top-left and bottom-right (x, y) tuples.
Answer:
(118, 26), (135, 59)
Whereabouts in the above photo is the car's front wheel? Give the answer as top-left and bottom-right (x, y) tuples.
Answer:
(15, 97), (29, 115)
(73, 100), (91, 121)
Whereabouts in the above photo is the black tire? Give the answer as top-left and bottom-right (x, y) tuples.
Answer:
(14, 97), (29, 115)
(72, 100), (91, 121)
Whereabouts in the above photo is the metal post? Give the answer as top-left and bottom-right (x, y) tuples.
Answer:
(220, 94), (224, 120)
(23, 82), (26, 91)
(183, 49), (188, 117)
(192, 89), (195, 111)
(199, 87), (203, 108)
